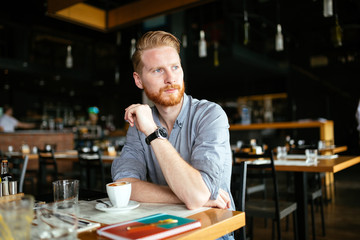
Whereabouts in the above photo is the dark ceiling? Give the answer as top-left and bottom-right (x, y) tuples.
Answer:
(1, 0), (360, 108)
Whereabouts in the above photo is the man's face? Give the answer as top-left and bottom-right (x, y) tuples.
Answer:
(135, 46), (184, 106)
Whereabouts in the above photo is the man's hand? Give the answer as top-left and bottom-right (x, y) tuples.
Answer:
(124, 104), (157, 135)
(204, 189), (231, 209)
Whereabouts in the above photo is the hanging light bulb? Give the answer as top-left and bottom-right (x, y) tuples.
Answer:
(182, 34), (188, 48)
(116, 32), (121, 46)
(198, 30), (207, 58)
(323, 0), (333, 17)
(331, 15), (343, 47)
(66, 45), (73, 69)
(214, 41), (219, 67)
(244, 11), (250, 46)
(130, 38), (136, 59)
(115, 66), (120, 84)
(275, 24), (284, 52)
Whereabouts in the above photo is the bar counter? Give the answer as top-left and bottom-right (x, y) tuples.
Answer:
(0, 130), (74, 152)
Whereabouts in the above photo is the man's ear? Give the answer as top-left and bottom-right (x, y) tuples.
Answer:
(133, 72), (144, 89)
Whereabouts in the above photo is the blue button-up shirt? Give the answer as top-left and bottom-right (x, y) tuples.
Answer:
(111, 93), (234, 210)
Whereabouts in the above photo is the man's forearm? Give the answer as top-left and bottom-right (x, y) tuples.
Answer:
(118, 178), (182, 204)
(150, 139), (211, 209)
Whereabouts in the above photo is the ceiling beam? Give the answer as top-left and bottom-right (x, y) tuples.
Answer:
(108, 0), (214, 30)
(46, 0), (213, 32)
(47, 1), (106, 31)
(47, 0), (85, 13)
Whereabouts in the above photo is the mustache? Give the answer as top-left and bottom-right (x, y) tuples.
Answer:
(161, 84), (181, 92)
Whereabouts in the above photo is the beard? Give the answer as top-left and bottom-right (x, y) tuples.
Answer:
(144, 83), (185, 106)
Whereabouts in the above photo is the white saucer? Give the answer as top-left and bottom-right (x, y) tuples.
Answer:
(95, 200), (140, 212)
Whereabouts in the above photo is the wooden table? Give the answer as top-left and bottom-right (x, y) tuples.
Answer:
(78, 208), (245, 240)
(5, 151), (117, 172)
(236, 155), (360, 240)
(318, 145), (348, 155)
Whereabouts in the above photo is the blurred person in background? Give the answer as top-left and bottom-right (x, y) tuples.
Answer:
(0, 105), (35, 132)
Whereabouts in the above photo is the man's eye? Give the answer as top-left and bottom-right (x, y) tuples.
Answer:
(173, 66), (179, 70)
(155, 69), (162, 73)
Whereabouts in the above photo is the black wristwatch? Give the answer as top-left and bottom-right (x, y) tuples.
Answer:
(145, 127), (168, 145)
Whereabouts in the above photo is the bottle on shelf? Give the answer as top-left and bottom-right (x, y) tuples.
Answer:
(241, 105), (251, 125)
(1, 159), (13, 182)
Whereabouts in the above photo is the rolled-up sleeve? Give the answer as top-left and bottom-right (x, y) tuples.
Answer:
(190, 104), (230, 200)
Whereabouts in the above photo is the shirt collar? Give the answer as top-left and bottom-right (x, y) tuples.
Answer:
(152, 93), (189, 129)
(175, 93), (189, 129)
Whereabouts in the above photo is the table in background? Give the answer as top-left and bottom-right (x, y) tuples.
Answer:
(5, 150), (117, 172)
(235, 155), (360, 240)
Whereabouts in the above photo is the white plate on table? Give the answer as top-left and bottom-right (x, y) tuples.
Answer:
(95, 200), (140, 212)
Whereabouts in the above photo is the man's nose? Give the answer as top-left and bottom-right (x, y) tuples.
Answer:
(164, 70), (176, 84)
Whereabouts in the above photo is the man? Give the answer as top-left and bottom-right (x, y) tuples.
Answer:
(111, 31), (235, 238)
(0, 105), (35, 132)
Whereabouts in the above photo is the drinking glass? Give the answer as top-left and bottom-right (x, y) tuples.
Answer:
(34, 202), (78, 240)
(0, 194), (34, 240)
(53, 179), (79, 205)
(277, 146), (287, 160)
(305, 149), (318, 164)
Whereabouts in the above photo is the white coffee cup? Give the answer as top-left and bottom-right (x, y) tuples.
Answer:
(106, 181), (131, 208)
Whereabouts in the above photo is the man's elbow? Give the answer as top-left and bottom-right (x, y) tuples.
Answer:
(183, 194), (209, 210)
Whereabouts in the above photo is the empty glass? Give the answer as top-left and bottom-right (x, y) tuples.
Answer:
(0, 194), (34, 240)
(53, 179), (79, 205)
(305, 149), (318, 164)
(277, 146), (287, 160)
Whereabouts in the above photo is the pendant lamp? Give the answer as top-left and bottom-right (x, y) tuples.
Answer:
(66, 45), (73, 69)
(323, 0), (333, 17)
(275, 0), (284, 52)
(198, 30), (207, 58)
(275, 24), (284, 51)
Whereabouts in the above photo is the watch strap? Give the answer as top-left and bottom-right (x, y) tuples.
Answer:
(145, 127), (167, 145)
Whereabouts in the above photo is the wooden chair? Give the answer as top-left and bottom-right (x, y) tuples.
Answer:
(237, 151), (298, 240)
(77, 147), (106, 192)
(233, 150), (267, 199)
(231, 161), (247, 240)
(37, 147), (59, 195)
(233, 150), (268, 229)
(308, 173), (326, 240)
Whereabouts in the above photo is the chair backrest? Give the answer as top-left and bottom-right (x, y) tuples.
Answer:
(231, 159), (247, 240)
(77, 147), (105, 191)
(78, 147), (103, 165)
(38, 148), (56, 165)
(231, 161), (247, 212)
(234, 150), (280, 219)
(6, 155), (29, 193)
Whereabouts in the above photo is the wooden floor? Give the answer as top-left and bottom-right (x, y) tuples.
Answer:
(245, 163), (360, 240)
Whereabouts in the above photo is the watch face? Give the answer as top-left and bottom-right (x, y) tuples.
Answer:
(158, 127), (168, 138)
